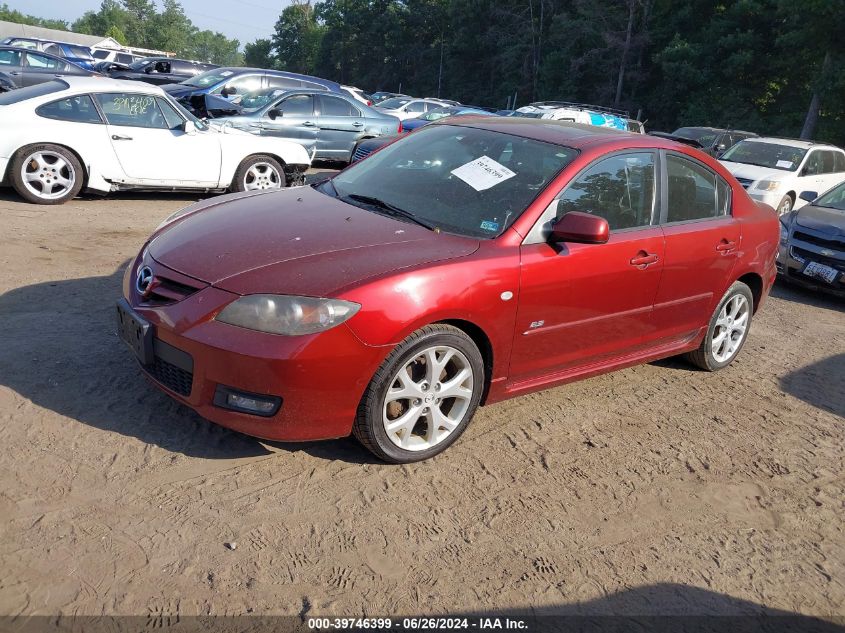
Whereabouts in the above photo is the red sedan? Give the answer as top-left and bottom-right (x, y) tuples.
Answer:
(118, 119), (779, 462)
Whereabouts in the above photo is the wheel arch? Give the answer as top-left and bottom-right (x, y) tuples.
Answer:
(736, 271), (764, 314)
(434, 318), (494, 404)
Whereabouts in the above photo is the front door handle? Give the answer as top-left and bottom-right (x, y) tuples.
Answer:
(302, 121), (316, 127)
(111, 134), (133, 141)
(352, 121), (364, 128)
(630, 252), (659, 268)
(715, 240), (737, 253)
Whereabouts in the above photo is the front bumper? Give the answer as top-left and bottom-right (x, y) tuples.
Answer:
(120, 258), (389, 442)
(776, 238), (845, 296)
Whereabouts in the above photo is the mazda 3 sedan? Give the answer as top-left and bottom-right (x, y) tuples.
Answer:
(119, 119), (779, 463)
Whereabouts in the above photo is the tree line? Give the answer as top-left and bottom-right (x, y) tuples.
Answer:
(3, 0), (844, 143)
(245, 0), (845, 143)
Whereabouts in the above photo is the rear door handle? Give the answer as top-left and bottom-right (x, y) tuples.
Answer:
(715, 240), (737, 253)
(302, 121), (316, 127)
(630, 252), (659, 267)
(111, 134), (133, 141)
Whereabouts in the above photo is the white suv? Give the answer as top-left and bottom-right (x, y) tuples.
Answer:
(719, 137), (845, 214)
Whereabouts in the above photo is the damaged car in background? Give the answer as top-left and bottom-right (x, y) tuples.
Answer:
(0, 78), (311, 205)
(777, 181), (845, 296)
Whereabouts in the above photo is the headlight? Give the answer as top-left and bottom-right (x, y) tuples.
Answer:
(216, 295), (360, 335)
(755, 180), (781, 191)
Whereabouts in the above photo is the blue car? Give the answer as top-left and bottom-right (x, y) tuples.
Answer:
(163, 67), (343, 117)
(401, 105), (495, 132)
(0, 37), (97, 70)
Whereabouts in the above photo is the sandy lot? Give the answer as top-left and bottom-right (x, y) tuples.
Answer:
(0, 183), (843, 623)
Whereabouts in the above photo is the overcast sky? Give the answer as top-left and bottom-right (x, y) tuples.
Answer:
(3, 0), (286, 46)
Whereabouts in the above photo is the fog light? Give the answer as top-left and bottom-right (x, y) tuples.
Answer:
(213, 386), (281, 417)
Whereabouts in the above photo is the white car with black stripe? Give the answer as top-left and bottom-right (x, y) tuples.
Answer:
(0, 77), (312, 205)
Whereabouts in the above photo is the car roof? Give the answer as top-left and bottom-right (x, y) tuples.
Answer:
(211, 67), (341, 88)
(675, 126), (757, 135)
(443, 117), (701, 151)
(0, 45), (63, 57)
(50, 76), (167, 94)
(740, 136), (842, 150)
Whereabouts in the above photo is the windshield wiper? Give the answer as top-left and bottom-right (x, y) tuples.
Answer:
(345, 194), (439, 232)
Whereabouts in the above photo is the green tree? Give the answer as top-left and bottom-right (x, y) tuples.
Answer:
(244, 38), (275, 68)
(273, 1), (324, 74)
(0, 2), (69, 29)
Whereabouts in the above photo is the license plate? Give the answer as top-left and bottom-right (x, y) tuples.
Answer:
(116, 298), (154, 365)
(802, 261), (839, 284)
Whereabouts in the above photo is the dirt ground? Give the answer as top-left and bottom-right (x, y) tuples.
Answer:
(0, 181), (843, 623)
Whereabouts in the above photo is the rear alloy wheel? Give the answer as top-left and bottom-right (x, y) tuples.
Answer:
(776, 194), (793, 216)
(685, 281), (753, 371)
(232, 155), (285, 192)
(10, 144), (83, 205)
(353, 325), (484, 463)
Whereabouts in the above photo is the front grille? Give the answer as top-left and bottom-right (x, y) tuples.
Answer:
(793, 230), (845, 251)
(147, 356), (193, 396)
(142, 274), (203, 306)
(352, 146), (373, 162)
(791, 246), (845, 272)
(735, 177), (753, 189)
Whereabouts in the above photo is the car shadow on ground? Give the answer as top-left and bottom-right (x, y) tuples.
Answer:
(780, 353), (845, 417)
(0, 265), (378, 464)
(771, 279), (844, 310)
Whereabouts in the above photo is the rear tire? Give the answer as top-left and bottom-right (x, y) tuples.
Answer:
(10, 144), (83, 205)
(685, 281), (753, 371)
(231, 155), (285, 192)
(353, 325), (484, 463)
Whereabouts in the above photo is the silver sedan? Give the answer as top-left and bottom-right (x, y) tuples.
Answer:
(219, 89), (401, 163)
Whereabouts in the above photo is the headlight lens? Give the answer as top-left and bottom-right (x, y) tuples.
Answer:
(755, 180), (780, 191)
(216, 295), (360, 335)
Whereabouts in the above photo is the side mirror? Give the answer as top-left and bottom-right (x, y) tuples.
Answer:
(268, 108), (281, 120)
(799, 191), (818, 203)
(182, 120), (196, 134)
(550, 211), (610, 244)
(221, 86), (235, 97)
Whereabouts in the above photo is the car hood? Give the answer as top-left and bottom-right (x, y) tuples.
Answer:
(719, 161), (785, 183)
(148, 185), (480, 297)
(794, 204), (845, 235)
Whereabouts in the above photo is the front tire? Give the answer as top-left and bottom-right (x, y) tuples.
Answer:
(10, 144), (83, 205)
(231, 155), (285, 192)
(353, 325), (485, 463)
(685, 281), (753, 371)
(776, 194), (793, 216)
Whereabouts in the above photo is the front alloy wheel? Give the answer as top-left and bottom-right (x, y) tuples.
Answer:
(354, 325), (484, 463)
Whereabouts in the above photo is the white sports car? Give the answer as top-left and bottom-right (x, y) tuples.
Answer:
(0, 77), (312, 205)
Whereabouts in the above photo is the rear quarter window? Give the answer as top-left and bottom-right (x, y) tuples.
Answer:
(36, 94), (103, 124)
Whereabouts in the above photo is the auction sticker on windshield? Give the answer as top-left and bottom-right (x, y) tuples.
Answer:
(451, 156), (516, 191)
(776, 160), (794, 169)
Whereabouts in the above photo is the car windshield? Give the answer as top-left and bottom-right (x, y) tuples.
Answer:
(326, 124), (578, 239)
(421, 107), (454, 121)
(378, 97), (411, 109)
(721, 141), (807, 171)
(674, 127), (720, 145)
(182, 68), (234, 88)
(239, 88), (285, 112)
(814, 182), (845, 211)
(129, 59), (153, 71)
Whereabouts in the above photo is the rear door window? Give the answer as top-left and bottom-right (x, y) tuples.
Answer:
(0, 49), (21, 67)
(36, 94), (103, 124)
(25, 52), (65, 70)
(665, 154), (727, 222)
(318, 94), (358, 117)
